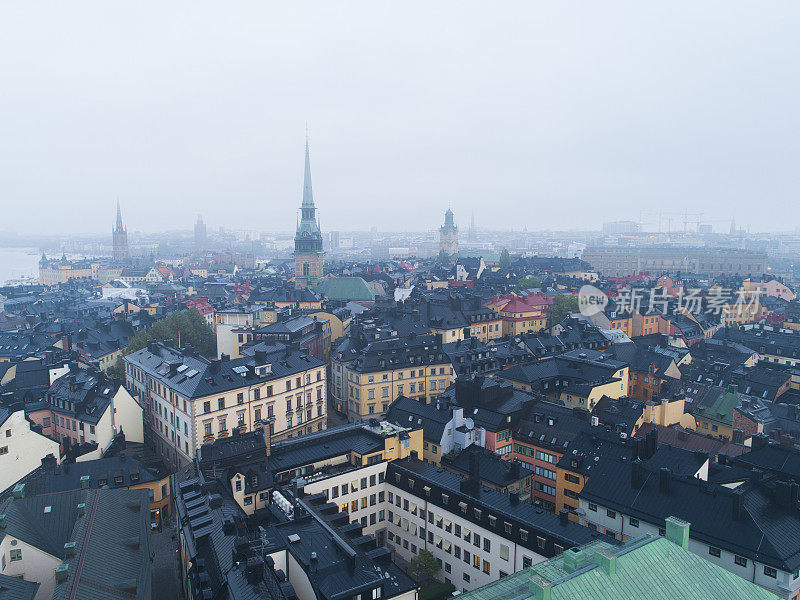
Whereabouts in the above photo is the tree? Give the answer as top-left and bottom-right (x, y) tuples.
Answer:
(409, 549), (440, 585)
(515, 276), (542, 291)
(123, 308), (217, 358)
(499, 248), (511, 269)
(549, 293), (579, 326)
(108, 356), (126, 379)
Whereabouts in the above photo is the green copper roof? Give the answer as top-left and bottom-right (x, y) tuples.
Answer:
(457, 535), (780, 600)
(693, 386), (746, 426)
(315, 277), (375, 302)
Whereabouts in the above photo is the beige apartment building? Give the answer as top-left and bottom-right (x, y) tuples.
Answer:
(344, 334), (452, 421)
(124, 341), (326, 469)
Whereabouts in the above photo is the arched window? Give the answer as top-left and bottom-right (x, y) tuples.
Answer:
(303, 262), (310, 277)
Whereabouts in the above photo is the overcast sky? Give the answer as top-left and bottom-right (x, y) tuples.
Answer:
(2, 2), (799, 236)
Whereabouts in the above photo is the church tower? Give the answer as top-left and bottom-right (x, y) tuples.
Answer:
(439, 208), (459, 257)
(112, 200), (130, 262)
(294, 137), (324, 289)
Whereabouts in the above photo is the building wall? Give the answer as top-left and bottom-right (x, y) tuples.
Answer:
(0, 535), (60, 600)
(0, 411), (61, 491)
(345, 364), (452, 422)
(303, 461), (389, 538)
(126, 357), (326, 470)
(582, 247), (767, 278)
(579, 497), (799, 599)
(385, 483), (547, 592)
(113, 386), (144, 444)
(294, 252), (324, 289)
(640, 399), (696, 430)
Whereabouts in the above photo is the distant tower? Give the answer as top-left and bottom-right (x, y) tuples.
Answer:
(440, 208), (459, 257)
(194, 214), (207, 250)
(294, 136), (324, 289)
(112, 200), (130, 262)
(468, 211), (477, 242)
(729, 217), (737, 236)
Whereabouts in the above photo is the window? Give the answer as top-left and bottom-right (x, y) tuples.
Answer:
(238, 392), (245, 404)
(9, 549), (21, 561)
(535, 466), (557, 480)
(522, 556), (532, 568)
(0, 446), (7, 455)
(218, 398), (225, 410)
(658, 527), (666, 536)
(483, 538), (490, 552)
(629, 517), (639, 528)
(708, 547), (721, 558)
(204, 422), (212, 436)
(734, 555), (747, 567)
(606, 509), (616, 519)
(588, 503), (597, 512)
(463, 550), (470, 564)
(564, 473), (580, 484)
(764, 566), (777, 578)
(500, 545), (509, 561)
(482, 560), (490, 574)
(463, 573), (470, 583)
(534, 481), (555, 496)
(203, 401), (211, 413)
(473, 555), (480, 569)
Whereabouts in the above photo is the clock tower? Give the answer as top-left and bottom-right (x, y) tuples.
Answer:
(294, 137), (324, 289)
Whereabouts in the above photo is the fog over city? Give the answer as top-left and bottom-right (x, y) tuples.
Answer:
(2, 2), (799, 235)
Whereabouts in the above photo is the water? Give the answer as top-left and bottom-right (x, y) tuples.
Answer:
(0, 247), (40, 285)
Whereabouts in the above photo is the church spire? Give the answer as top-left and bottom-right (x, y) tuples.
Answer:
(115, 199), (125, 232)
(302, 134), (314, 208)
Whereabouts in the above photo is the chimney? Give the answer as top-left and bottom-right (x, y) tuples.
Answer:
(659, 467), (671, 494)
(559, 508), (569, 525)
(509, 461), (521, 479)
(664, 516), (689, 549)
(469, 451), (480, 483)
(593, 547), (617, 576)
(751, 433), (769, 450)
(646, 428), (658, 458)
(732, 429), (745, 444)
(254, 350), (267, 364)
(732, 490), (744, 521)
(209, 359), (221, 374)
(631, 459), (643, 489)
(529, 575), (552, 600)
(509, 489), (520, 505)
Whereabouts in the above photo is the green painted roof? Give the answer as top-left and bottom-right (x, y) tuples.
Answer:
(693, 386), (745, 426)
(457, 535), (780, 600)
(315, 277), (376, 302)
